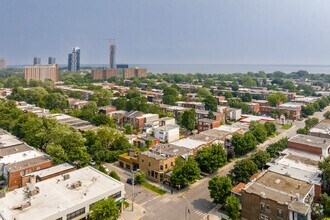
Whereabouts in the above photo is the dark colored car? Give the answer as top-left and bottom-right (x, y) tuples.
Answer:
(126, 178), (135, 185)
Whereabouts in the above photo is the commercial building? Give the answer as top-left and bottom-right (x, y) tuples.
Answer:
(109, 40), (116, 69)
(33, 57), (41, 65)
(241, 171), (314, 220)
(0, 58), (7, 69)
(123, 66), (147, 79)
(117, 64), (129, 76)
(0, 166), (126, 220)
(48, 57), (56, 65)
(308, 119), (330, 139)
(118, 149), (139, 171)
(68, 47), (80, 72)
(139, 144), (191, 183)
(278, 102), (302, 119)
(24, 64), (58, 82)
(288, 134), (330, 158)
(92, 68), (118, 80)
(154, 124), (180, 143)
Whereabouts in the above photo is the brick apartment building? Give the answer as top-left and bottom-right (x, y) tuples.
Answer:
(123, 67), (147, 79)
(92, 68), (118, 80)
(197, 118), (221, 133)
(308, 119), (330, 139)
(241, 171), (313, 220)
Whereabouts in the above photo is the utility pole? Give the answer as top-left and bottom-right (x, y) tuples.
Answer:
(132, 169), (135, 211)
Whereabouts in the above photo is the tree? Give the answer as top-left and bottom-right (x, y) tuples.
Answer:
(251, 124), (267, 143)
(224, 91), (233, 99)
(124, 124), (133, 134)
(46, 144), (68, 164)
(251, 151), (271, 170)
(319, 157), (330, 194)
(170, 157), (201, 186)
(324, 111), (330, 119)
(267, 92), (288, 107)
(225, 195), (240, 220)
(90, 89), (113, 107)
(241, 93), (252, 102)
(197, 87), (211, 97)
(196, 144), (227, 173)
(231, 82), (239, 91)
(208, 176), (232, 205)
(283, 81), (296, 91)
(296, 128), (307, 134)
(180, 109), (196, 131)
(264, 122), (276, 136)
(204, 95), (217, 112)
(134, 170), (146, 184)
(229, 158), (258, 184)
(302, 104), (315, 116)
(266, 138), (288, 158)
(109, 170), (121, 181)
(98, 165), (108, 174)
(163, 87), (178, 105)
(232, 132), (258, 156)
(89, 198), (120, 220)
(305, 117), (319, 130)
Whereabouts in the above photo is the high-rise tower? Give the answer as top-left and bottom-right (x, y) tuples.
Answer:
(68, 47), (80, 72)
(33, 57), (41, 65)
(109, 40), (116, 69)
(48, 57), (56, 65)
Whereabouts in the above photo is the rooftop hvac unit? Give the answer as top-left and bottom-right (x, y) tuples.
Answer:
(63, 174), (70, 181)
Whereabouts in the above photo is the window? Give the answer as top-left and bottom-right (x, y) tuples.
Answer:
(110, 191), (122, 199)
(160, 165), (163, 170)
(171, 162), (174, 166)
(142, 159), (144, 163)
(260, 214), (269, 220)
(165, 164), (168, 169)
(67, 207), (85, 220)
(148, 162), (151, 166)
(260, 202), (266, 211)
(277, 209), (283, 218)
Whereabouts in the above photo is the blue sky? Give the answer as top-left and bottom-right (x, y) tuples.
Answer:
(1, 0), (330, 65)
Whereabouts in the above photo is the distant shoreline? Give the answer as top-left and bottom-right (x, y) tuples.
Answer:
(7, 63), (330, 74)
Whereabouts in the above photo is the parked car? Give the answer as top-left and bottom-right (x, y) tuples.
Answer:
(126, 178), (136, 185)
(89, 161), (96, 166)
(102, 165), (109, 173)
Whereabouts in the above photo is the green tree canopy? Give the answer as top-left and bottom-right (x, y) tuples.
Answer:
(229, 158), (258, 184)
(89, 198), (120, 220)
(208, 176), (233, 205)
(196, 144), (227, 173)
(204, 95), (217, 112)
(267, 92), (288, 107)
(170, 157), (201, 186)
(225, 195), (240, 220)
(251, 151), (271, 170)
(180, 109), (196, 131)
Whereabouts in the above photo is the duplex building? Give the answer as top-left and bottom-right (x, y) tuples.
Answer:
(0, 167), (125, 220)
(198, 118), (221, 133)
(241, 171), (314, 220)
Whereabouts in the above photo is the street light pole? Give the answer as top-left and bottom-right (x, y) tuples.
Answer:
(181, 195), (191, 220)
(132, 170), (135, 211)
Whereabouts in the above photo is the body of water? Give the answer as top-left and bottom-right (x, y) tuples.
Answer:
(9, 64), (330, 74)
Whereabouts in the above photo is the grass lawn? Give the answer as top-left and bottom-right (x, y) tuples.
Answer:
(281, 124), (293, 130)
(141, 182), (167, 195)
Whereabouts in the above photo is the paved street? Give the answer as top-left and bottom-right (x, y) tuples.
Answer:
(110, 107), (330, 220)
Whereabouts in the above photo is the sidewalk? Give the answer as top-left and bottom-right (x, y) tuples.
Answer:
(119, 199), (146, 220)
(203, 205), (228, 220)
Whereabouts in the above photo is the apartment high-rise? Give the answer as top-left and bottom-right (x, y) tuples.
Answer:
(123, 66), (148, 79)
(0, 58), (7, 69)
(68, 47), (80, 72)
(25, 64), (58, 82)
(48, 57), (56, 65)
(33, 57), (41, 65)
(109, 40), (116, 69)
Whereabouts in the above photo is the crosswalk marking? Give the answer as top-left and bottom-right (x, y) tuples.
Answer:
(195, 209), (207, 217)
(160, 197), (171, 203)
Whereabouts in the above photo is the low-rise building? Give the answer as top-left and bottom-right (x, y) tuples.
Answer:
(154, 124), (180, 143)
(278, 102), (302, 119)
(0, 167), (125, 220)
(226, 108), (242, 121)
(139, 144), (191, 183)
(198, 118), (221, 132)
(239, 114), (276, 124)
(159, 117), (176, 126)
(118, 149), (139, 171)
(241, 171), (314, 220)
(308, 119), (330, 139)
(288, 134), (330, 158)
(177, 101), (205, 110)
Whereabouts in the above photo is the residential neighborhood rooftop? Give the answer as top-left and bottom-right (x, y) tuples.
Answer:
(289, 134), (330, 150)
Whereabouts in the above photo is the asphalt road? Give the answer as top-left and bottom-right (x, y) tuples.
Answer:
(108, 107), (330, 220)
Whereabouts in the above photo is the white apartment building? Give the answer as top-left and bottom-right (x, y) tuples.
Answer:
(154, 124), (180, 143)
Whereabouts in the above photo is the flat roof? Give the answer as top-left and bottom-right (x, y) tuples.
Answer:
(244, 171), (313, 215)
(154, 124), (179, 131)
(0, 144), (32, 157)
(214, 125), (242, 133)
(5, 155), (51, 173)
(24, 163), (75, 179)
(141, 144), (191, 160)
(0, 167), (124, 220)
(0, 134), (23, 148)
(309, 119), (330, 135)
(289, 134), (330, 150)
(171, 138), (206, 150)
(198, 118), (217, 123)
(0, 150), (44, 165)
(279, 102), (302, 109)
(240, 115), (275, 123)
